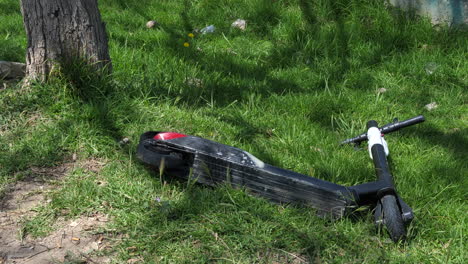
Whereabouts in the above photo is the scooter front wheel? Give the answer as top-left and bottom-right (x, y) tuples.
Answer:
(380, 195), (406, 242)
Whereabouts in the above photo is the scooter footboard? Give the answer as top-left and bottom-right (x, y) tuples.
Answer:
(138, 132), (356, 219)
(189, 152), (353, 218)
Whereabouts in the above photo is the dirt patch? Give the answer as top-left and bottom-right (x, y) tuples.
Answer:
(0, 160), (115, 264)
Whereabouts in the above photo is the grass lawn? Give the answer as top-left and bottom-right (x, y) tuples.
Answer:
(1, 0), (467, 263)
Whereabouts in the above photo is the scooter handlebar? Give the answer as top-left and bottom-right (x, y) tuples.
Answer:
(340, 115), (425, 145)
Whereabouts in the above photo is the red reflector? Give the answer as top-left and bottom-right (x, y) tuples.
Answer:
(154, 132), (188, 140)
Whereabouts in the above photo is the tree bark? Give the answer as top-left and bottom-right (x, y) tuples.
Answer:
(20, 0), (112, 82)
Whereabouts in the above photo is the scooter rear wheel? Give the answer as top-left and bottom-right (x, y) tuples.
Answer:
(380, 195), (406, 242)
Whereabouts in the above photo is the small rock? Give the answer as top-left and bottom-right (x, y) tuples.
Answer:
(72, 153), (77, 161)
(231, 19), (247, 30)
(425, 102), (438, 111)
(69, 221), (79, 227)
(146, 20), (158, 29)
(91, 241), (100, 250)
(119, 137), (130, 145)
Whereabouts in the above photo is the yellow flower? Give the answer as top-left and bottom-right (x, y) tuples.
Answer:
(183, 42), (190, 47)
(188, 33), (195, 38)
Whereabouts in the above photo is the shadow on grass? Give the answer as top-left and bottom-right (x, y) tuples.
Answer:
(0, 57), (145, 179)
(0, 40), (25, 62)
(137, 179), (328, 260)
(0, 1), (21, 13)
(109, 0), (154, 20)
(415, 125), (467, 187)
(110, 0), (432, 110)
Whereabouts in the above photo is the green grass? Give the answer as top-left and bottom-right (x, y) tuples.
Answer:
(1, 0), (467, 263)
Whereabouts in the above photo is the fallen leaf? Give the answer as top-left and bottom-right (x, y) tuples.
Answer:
(442, 241), (451, 249)
(126, 246), (137, 251)
(97, 235), (105, 244)
(97, 215), (109, 222)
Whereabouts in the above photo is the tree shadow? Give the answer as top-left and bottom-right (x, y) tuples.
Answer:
(158, 19), (304, 107)
(158, 183), (323, 259)
(414, 125), (467, 185)
(106, 0), (302, 107)
(0, 1), (21, 13)
(0, 40), (25, 62)
(109, 0), (154, 20)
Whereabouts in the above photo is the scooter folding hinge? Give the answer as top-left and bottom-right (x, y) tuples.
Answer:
(376, 186), (396, 199)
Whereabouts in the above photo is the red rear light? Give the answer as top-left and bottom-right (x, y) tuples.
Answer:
(154, 132), (187, 140)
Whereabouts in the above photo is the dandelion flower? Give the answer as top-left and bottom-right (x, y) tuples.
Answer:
(188, 33), (195, 38)
(183, 42), (190, 47)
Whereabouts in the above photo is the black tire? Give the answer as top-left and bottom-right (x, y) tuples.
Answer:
(137, 140), (186, 170)
(381, 195), (406, 242)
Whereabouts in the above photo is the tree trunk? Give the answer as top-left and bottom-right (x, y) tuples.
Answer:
(20, 0), (112, 82)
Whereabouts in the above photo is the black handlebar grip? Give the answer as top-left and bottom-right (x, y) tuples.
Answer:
(380, 115), (425, 134)
(340, 115), (425, 145)
(340, 134), (366, 145)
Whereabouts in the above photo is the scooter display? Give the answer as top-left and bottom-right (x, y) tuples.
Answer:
(137, 115), (425, 242)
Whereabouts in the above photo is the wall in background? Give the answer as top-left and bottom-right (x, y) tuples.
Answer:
(389, 0), (468, 25)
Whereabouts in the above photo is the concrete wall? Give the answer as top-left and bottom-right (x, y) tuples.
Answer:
(389, 0), (468, 25)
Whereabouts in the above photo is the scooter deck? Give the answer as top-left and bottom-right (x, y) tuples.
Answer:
(138, 132), (356, 219)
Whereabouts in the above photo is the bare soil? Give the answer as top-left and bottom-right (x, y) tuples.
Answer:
(0, 160), (115, 264)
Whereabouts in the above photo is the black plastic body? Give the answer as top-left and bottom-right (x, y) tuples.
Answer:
(137, 116), (422, 223)
(138, 131), (356, 218)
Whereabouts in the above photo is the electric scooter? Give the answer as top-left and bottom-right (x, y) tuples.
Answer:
(137, 115), (425, 242)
